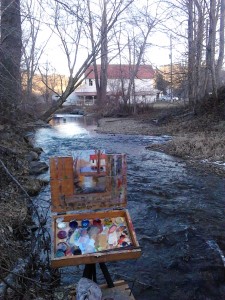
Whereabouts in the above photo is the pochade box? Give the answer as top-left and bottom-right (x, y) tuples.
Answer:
(50, 150), (141, 268)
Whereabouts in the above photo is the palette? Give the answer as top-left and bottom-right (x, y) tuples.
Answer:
(50, 151), (141, 268)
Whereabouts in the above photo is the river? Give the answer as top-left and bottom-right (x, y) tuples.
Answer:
(34, 114), (225, 300)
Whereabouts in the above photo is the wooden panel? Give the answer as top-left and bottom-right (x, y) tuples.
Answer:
(57, 190), (127, 212)
(50, 157), (74, 211)
(50, 157), (74, 180)
(106, 153), (127, 177)
(51, 248), (141, 268)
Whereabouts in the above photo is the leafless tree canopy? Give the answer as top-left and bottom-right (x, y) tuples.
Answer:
(0, 0), (224, 120)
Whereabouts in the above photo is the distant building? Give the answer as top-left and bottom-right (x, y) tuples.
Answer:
(70, 64), (158, 106)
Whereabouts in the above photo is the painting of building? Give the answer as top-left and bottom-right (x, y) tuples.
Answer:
(73, 150), (107, 194)
(89, 152), (106, 172)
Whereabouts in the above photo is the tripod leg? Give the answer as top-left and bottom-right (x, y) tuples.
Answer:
(99, 263), (114, 288)
(83, 264), (93, 279)
(92, 263), (97, 283)
(83, 264), (97, 282)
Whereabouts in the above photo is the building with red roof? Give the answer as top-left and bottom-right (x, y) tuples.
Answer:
(86, 64), (155, 80)
(66, 64), (157, 106)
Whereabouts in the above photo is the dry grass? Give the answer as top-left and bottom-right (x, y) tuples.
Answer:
(0, 200), (28, 274)
(0, 161), (30, 278)
(0, 125), (32, 280)
(98, 108), (225, 166)
(128, 102), (225, 175)
(167, 132), (225, 161)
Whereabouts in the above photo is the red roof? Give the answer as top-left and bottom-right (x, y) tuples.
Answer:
(85, 64), (154, 80)
(90, 154), (106, 160)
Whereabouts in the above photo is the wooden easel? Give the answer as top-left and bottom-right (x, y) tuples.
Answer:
(83, 263), (114, 288)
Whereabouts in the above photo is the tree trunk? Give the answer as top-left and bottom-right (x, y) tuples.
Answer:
(216, 0), (225, 86)
(0, 0), (22, 118)
(194, 0), (204, 102)
(188, 0), (196, 110)
(99, 0), (108, 105)
(209, 0), (218, 98)
(91, 0), (108, 106)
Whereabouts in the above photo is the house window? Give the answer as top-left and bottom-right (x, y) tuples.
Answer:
(89, 79), (93, 86)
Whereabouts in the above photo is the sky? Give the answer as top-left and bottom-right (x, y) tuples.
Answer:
(39, 29), (180, 76)
(34, 0), (186, 76)
(40, 41), (172, 76)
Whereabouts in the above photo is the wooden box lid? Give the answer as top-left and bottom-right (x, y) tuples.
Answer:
(50, 150), (127, 213)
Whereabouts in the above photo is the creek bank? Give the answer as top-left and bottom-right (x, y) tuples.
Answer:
(0, 121), (50, 196)
(96, 115), (225, 177)
(0, 120), (50, 295)
(96, 116), (163, 136)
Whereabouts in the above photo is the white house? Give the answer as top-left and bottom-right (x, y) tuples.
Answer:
(89, 153), (106, 171)
(72, 64), (157, 106)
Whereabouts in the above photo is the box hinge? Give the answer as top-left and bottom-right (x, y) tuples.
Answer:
(113, 207), (124, 211)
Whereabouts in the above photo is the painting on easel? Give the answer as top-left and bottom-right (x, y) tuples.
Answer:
(50, 151), (127, 211)
(73, 150), (107, 194)
(50, 150), (141, 268)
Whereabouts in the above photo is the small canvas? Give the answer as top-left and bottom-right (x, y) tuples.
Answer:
(50, 151), (127, 212)
(73, 150), (107, 194)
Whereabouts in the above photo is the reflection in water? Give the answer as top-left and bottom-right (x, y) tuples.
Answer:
(48, 114), (98, 138)
(54, 123), (87, 137)
(49, 114), (97, 127)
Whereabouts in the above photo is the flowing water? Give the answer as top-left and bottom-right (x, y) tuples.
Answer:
(34, 114), (225, 300)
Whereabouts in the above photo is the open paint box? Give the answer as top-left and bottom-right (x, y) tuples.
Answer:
(50, 150), (141, 268)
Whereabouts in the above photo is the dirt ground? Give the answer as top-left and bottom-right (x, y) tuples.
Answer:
(96, 102), (225, 176)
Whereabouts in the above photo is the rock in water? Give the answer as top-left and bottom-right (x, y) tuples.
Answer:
(76, 277), (102, 300)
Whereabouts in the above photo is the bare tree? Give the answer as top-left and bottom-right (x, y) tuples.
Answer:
(187, 0), (196, 107)
(40, 0), (100, 120)
(167, 0), (224, 108)
(21, 0), (51, 111)
(114, 0), (162, 112)
(216, 0), (225, 87)
(204, 0), (218, 98)
(21, 0), (51, 112)
(39, 0), (137, 119)
(22, 0), (224, 120)
(87, 0), (134, 105)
